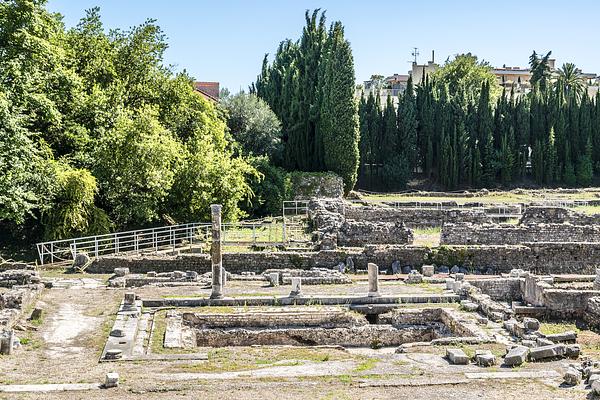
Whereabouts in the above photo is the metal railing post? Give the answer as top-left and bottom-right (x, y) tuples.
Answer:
(50, 243), (54, 264)
(94, 236), (99, 258)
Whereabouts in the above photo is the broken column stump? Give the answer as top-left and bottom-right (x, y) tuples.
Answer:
(367, 263), (380, 297)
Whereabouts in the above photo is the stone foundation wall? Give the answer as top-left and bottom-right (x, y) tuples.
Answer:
(469, 278), (522, 301)
(193, 325), (441, 347)
(183, 308), (365, 329)
(344, 206), (491, 228)
(337, 221), (413, 247)
(88, 242), (600, 276)
(441, 223), (600, 245)
(521, 206), (600, 225)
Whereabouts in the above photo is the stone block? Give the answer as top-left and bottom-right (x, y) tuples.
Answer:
(422, 265), (434, 277)
(589, 374), (600, 384)
(460, 301), (479, 312)
(594, 380), (600, 396)
(545, 331), (577, 344)
(475, 350), (496, 367)
(29, 307), (43, 321)
(536, 338), (554, 347)
(390, 261), (401, 274)
(445, 278), (454, 290)
(186, 271), (198, 280)
(565, 344), (581, 359)
(504, 346), (529, 367)
(438, 266), (450, 274)
(521, 340), (536, 348)
(454, 273), (464, 281)
(147, 271), (157, 277)
(289, 277), (302, 297)
(563, 368), (581, 385)
(267, 273), (280, 287)
(523, 317), (540, 331)
(123, 292), (135, 305)
(406, 271), (423, 284)
(528, 344), (566, 361)
(104, 372), (119, 388)
(104, 349), (122, 360)
(446, 348), (469, 365)
(173, 270), (186, 279)
(114, 268), (129, 277)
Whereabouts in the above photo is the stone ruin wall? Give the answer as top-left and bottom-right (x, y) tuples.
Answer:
(89, 242), (600, 276)
(468, 278), (522, 302)
(336, 220), (413, 247)
(521, 206), (600, 225)
(440, 222), (600, 245)
(344, 205), (492, 228)
(308, 199), (414, 249)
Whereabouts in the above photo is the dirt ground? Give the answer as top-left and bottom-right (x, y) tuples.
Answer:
(0, 275), (597, 400)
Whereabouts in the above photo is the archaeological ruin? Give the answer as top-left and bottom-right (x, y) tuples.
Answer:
(4, 188), (600, 398)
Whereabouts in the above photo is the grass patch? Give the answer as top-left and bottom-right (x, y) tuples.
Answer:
(362, 190), (600, 204)
(412, 227), (441, 235)
(179, 346), (352, 373)
(573, 205), (600, 215)
(539, 322), (579, 335)
(353, 357), (379, 372)
(412, 282), (445, 294)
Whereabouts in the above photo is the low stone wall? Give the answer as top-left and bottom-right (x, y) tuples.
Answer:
(193, 325), (441, 347)
(89, 242), (600, 276)
(0, 284), (43, 328)
(469, 278), (522, 302)
(0, 262), (35, 273)
(441, 223), (600, 245)
(183, 307), (365, 329)
(521, 206), (600, 225)
(344, 206), (491, 228)
(542, 289), (600, 319)
(337, 221), (413, 247)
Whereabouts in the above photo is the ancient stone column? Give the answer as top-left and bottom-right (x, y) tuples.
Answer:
(210, 204), (224, 299)
(594, 268), (600, 290)
(368, 263), (380, 297)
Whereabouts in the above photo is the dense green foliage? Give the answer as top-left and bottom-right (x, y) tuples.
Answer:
(0, 0), (257, 243)
(253, 10), (360, 192)
(221, 92), (283, 162)
(358, 52), (600, 190)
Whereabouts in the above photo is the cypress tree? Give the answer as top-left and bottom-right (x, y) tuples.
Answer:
(476, 82), (495, 184)
(397, 76), (417, 172)
(319, 21), (359, 192)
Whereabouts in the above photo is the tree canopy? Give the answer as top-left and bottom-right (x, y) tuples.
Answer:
(0, 0), (257, 243)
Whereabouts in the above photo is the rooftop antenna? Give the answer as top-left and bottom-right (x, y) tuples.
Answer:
(411, 47), (420, 64)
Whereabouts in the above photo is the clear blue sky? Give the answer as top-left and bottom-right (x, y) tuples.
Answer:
(47, 0), (599, 92)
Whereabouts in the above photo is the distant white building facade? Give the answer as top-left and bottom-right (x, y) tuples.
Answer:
(357, 52), (599, 104)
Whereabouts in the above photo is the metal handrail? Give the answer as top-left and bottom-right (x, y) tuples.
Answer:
(36, 219), (308, 265)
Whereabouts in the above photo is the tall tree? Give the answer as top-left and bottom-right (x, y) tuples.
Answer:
(319, 21), (360, 192)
